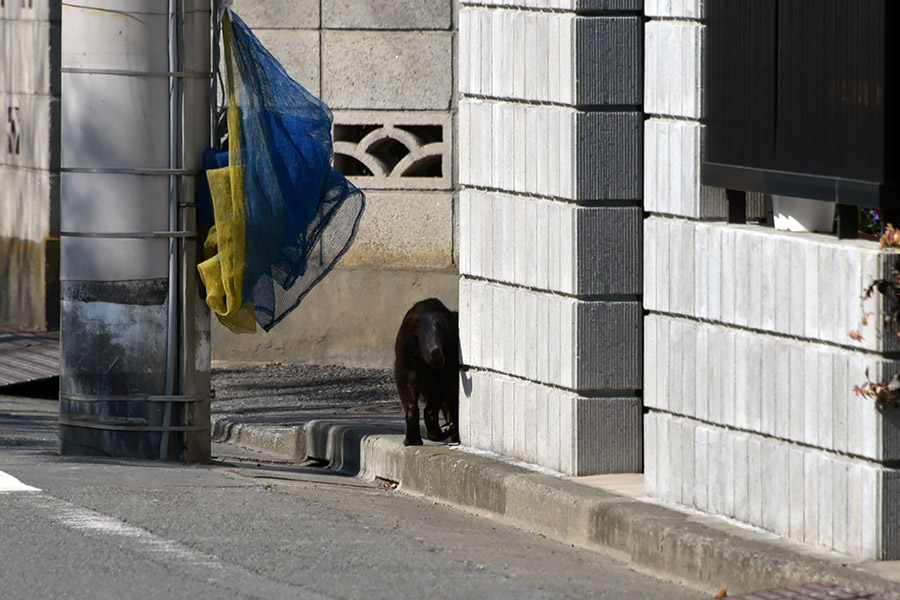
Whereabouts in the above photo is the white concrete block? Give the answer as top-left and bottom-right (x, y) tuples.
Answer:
(513, 11), (526, 99)
(503, 375), (516, 457)
(803, 240), (820, 340)
(524, 290), (538, 381)
(548, 201), (562, 292)
(695, 324), (709, 421)
(746, 336), (763, 432)
(547, 292), (562, 386)
(720, 228), (735, 323)
(789, 447), (805, 539)
(817, 348), (835, 450)
(479, 10), (493, 96)
(535, 385), (550, 466)
(733, 231), (750, 328)
(817, 454), (834, 549)
(491, 376), (504, 454)
(708, 428), (723, 514)
(803, 346), (819, 446)
(847, 463), (864, 558)
(832, 353), (850, 455)
(459, 370), (473, 445)
(803, 451), (819, 545)
(706, 327), (722, 423)
(524, 384), (537, 463)
(759, 338), (776, 437)
(656, 411), (670, 500)
(558, 297), (575, 390)
(762, 443), (790, 537)
(789, 343), (805, 442)
(682, 320), (698, 418)
(644, 413), (658, 497)
(666, 416), (683, 505)
(481, 190), (495, 279)
(707, 226), (722, 321)
(668, 319), (684, 416)
(536, 292), (550, 383)
(644, 20), (703, 119)
(693, 224), (709, 319)
(721, 433), (736, 516)
(748, 233), (763, 329)
(536, 200), (550, 290)
(760, 234), (777, 332)
(863, 466), (885, 559)
(774, 341), (791, 439)
(514, 379), (527, 460)
(733, 434), (749, 522)
(644, 219), (657, 312)
(773, 237), (791, 332)
(747, 437), (763, 525)
(547, 388), (561, 471)
(556, 389), (572, 475)
(655, 316), (670, 413)
(818, 245), (835, 343)
(559, 200), (575, 293)
(832, 461), (850, 555)
(733, 334), (749, 430)
(681, 417), (696, 507)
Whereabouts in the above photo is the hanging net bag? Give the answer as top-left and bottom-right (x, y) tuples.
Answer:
(198, 10), (365, 333)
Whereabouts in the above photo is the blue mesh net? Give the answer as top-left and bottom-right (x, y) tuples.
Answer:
(198, 11), (365, 333)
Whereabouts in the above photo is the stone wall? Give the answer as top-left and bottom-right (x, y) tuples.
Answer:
(457, 0), (645, 475)
(643, 1), (900, 560)
(0, 0), (60, 330)
(210, 0), (459, 368)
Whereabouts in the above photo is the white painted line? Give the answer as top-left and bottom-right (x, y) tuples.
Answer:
(0, 470), (40, 492)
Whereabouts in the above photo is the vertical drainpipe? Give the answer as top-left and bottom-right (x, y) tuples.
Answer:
(59, 0), (211, 460)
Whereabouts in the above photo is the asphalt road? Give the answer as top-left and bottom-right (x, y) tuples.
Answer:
(0, 396), (705, 599)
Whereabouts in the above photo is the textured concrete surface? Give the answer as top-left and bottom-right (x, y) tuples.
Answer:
(337, 191), (455, 270)
(210, 269), (459, 369)
(322, 30), (454, 110)
(322, 0), (452, 30)
(206, 362), (900, 598)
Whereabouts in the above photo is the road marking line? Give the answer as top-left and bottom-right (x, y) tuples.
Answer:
(0, 470), (40, 492)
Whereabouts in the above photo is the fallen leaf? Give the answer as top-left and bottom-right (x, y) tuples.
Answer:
(714, 585), (727, 598)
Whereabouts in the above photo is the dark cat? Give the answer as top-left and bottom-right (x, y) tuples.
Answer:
(394, 298), (460, 446)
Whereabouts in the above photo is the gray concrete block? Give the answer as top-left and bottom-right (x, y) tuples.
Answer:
(575, 300), (642, 391)
(323, 0), (451, 30)
(322, 30), (453, 110)
(576, 110), (642, 200)
(230, 0), (319, 29)
(251, 29), (320, 95)
(337, 191), (454, 270)
(575, 17), (642, 106)
(573, 396), (642, 475)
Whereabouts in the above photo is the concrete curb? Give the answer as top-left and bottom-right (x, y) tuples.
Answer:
(211, 416), (900, 598)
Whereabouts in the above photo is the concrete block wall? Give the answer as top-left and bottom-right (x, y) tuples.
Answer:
(0, 0), (60, 330)
(459, 0), (644, 475)
(214, 1), (459, 367)
(643, 3), (900, 559)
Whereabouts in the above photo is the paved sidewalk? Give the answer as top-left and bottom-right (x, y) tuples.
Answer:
(208, 362), (900, 599)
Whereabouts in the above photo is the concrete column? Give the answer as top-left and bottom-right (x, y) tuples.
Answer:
(58, 0), (211, 460)
(0, 0), (60, 331)
(458, 0), (644, 475)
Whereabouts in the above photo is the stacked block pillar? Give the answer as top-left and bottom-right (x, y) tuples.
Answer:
(643, 1), (900, 559)
(458, 0), (644, 475)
